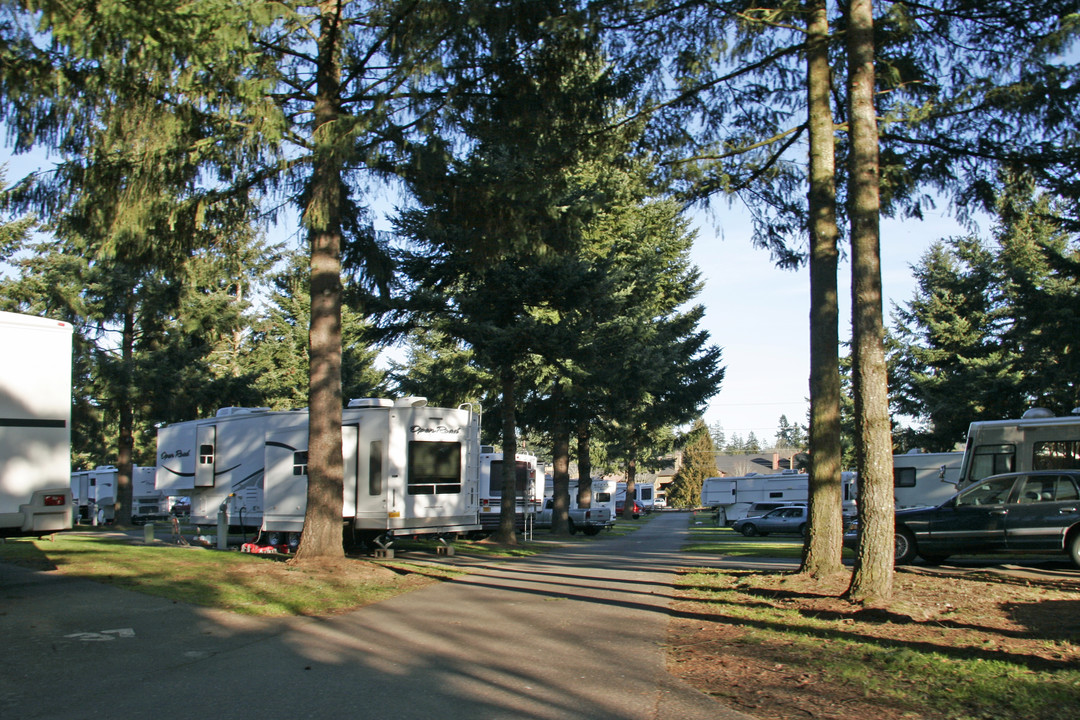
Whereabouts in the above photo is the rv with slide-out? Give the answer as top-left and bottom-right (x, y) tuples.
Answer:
(156, 397), (481, 547)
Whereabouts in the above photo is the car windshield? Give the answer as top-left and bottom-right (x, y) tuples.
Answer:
(956, 475), (1016, 507)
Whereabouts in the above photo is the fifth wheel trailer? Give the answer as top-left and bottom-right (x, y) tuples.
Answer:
(892, 451), (963, 509)
(0, 311), (74, 536)
(156, 397), (482, 543)
(71, 465), (166, 524)
(701, 471), (857, 526)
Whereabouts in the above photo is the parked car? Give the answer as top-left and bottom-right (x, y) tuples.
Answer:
(615, 500), (643, 519)
(844, 470), (1080, 567)
(723, 501), (804, 527)
(732, 505), (808, 537)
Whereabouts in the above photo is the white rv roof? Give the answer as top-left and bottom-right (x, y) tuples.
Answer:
(215, 407), (271, 417)
(0, 310), (72, 332)
(347, 398), (394, 408)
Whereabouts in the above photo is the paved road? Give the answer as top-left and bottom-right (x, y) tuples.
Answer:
(1, 512), (756, 720)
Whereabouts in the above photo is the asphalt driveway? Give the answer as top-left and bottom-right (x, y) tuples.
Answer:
(1, 512), (754, 720)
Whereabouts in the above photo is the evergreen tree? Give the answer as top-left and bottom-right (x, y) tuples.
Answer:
(244, 252), (386, 410)
(892, 183), (1079, 442)
(667, 420), (715, 509)
(709, 422), (726, 453)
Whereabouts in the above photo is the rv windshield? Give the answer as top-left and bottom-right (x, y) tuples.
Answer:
(407, 441), (462, 495)
(488, 460), (533, 497)
(968, 444), (1015, 484)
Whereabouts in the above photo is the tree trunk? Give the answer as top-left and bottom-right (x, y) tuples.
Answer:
(492, 367), (520, 545)
(802, 0), (845, 577)
(550, 387), (572, 534)
(294, 2), (346, 563)
(576, 423), (592, 508)
(845, 0), (894, 605)
(115, 295), (135, 527)
(622, 439), (637, 520)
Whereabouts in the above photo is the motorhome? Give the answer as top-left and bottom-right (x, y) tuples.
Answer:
(477, 448), (542, 530)
(71, 465), (167, 524)
(958, 408), (1080, 488)
(702, 471), (856, 526)
(586, 479), (654, 516)
(616, 482), (655, 513)
(156, 397), (482, 545)
(892, 451), (963, 509)
(0, 311), (73, 536)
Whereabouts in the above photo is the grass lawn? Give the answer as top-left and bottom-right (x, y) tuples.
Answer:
(672, 509), (1080, 720)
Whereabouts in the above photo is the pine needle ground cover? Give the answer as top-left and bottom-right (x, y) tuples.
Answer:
(669, 568), (1080, 720)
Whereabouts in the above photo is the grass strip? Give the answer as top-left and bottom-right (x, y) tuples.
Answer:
(0, 535), (440, 616)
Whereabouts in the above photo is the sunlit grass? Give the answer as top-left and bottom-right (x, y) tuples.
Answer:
(0, 535), (442, 616)
(675, 570), (1080, 719)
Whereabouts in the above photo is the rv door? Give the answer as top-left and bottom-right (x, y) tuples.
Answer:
(195, 424), (216, 487)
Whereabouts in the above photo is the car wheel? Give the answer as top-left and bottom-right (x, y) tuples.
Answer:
(895, 527), (917, 565)
(741, 524), (757, 537)
(799, 523), (808, 538)
(567, 518), (578, 535)
(1069, 531), (1080, 569)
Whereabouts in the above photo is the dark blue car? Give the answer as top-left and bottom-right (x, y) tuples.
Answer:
(844, 470), (1080, 567)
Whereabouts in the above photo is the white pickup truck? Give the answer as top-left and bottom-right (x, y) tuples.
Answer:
(535, 497), (614, 536)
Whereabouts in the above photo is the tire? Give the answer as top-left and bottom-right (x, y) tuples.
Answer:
(583, 526), (601, 536)
(1068, 531), (1080, 569)
(799, 523), (807, 538)
(741, 524), (757, 537)
(895, 527), (918, 565)
(567, 518), (578, 535)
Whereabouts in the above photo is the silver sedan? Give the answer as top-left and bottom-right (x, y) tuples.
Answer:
(732, 506), (808, 537)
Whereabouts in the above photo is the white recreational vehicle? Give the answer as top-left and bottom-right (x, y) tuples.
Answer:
(958, 408), (1080, 488)
(477, 448), (542, 530)
(71, 465), (167, 524)
(0, 311), (74, 537)
(702, 471), (857, 526)
(892, 451), (963, 509)
(156, 397), (481, 545)
(613, 481), (655, 514)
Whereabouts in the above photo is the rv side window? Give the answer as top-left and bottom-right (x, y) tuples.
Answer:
(293, 451), (308, 476)
(199, 444), (214, 465)
(970, 444), (1014, 483)
(596, 492), (611, 503)
(369, 441), (383, 495)
(894, 467), (916, 488)
(408, 441), (462, 495)
(488, 460), (533, 497)
(1033, 440), (1080, 471)
(639, 486), (653, 501)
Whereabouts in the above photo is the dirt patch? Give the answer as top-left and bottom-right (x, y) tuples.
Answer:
(667, 567), (1080, 720)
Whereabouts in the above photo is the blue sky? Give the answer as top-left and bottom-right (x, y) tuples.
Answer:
(691, 203), (971, 442)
